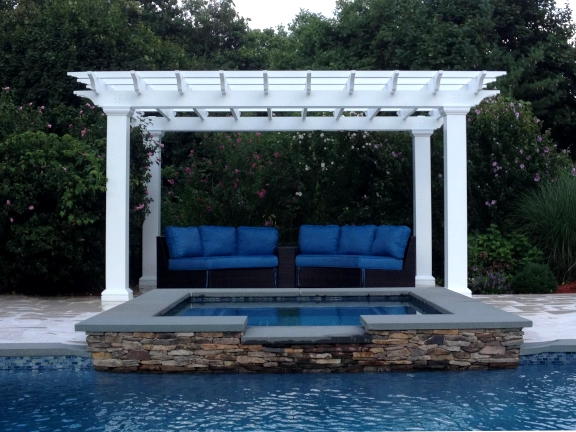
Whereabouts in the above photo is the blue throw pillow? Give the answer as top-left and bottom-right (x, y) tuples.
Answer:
(164, 226), (202, 258)
(237, 226), (279, 255)
(299, 225), (340, 255)
(198, 226), (237, 256)
(371, 225), (411, 259)
(338, 225), (377, 255)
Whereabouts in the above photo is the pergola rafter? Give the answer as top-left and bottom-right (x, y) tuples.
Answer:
(68, 69), (505, 303)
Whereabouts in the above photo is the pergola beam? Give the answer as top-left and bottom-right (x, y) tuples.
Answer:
(143, 115), (443, 132)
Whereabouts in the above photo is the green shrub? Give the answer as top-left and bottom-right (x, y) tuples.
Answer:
(513, 172), (576, 283)
(468, 224), (543, 286)
(510, 263), (557, 294)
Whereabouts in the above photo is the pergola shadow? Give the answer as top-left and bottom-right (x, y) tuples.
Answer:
(68, 70), (505, 302)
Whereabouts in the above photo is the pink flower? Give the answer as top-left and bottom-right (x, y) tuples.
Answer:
(62, 167), (67, 172)
(6, 200), (10, 205)
(159, 143), (165, 148)
(520, 164), (525, 169)
(537, 136), (542, 142)
(29, 205), (34, 210)
(3, 86), (9, 91)
(18, 106), (22, 111)
(257, 189), (266, 198)
(10, 218), (13, 223)
(81, 128), (87, 137)
(47, 124), (52, 128)
(534, 173), (541, 182)
(237, 138), (242, 143)
(234, 169), (239, 173)
(134, 204), (145, 211)
(205, 206), (212, 212)
(491, 200), (497, 205)
(274, 152), (280, 158)
(515, 112), (520, 119)
(264, 221), (270, 226)
(69, 124), (73, 128)
(79, 110), (83, 115)
(251, 163), (257, 168)
(254, 153), (259, 160)
(168, 179), (175, 185)
(256, 132), (261, 137)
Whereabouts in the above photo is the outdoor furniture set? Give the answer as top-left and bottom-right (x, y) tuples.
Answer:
(157, 224), (416, 288)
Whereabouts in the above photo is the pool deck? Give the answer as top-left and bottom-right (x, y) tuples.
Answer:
(0, 291), (575, 356)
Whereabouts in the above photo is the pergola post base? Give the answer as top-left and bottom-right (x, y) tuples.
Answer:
(137, 276), (157, 291)
(415, 275), (436, 287)
(101, 287), (133, 303)
(445, 286), (472, 297)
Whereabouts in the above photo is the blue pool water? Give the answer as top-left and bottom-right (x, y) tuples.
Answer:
(1, 366), (575, 431)
(166, 296), (439, 326)
(175, 305), (417, 326)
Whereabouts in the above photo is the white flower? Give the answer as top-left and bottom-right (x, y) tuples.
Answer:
(295, 191), (303, 196)
(305, 165), (310, 171)
(321, 162), (325, 168)
(320, 133), (324, 137)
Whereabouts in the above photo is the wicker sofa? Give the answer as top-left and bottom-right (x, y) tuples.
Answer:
(157, 226), (279, 288)
(295, 225), (416, 288)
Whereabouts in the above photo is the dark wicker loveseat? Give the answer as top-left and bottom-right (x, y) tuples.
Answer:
(294, 225), (416, 288)
(157, 225), (279, 288)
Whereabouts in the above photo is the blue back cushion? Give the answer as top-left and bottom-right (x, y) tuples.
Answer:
(237, 226), (279, 255)
(164, 226), (202, 258)
(371, 225), (411, 259)
(198, 226), (237, 256)
(338, 225), (377, 255)
(299, 225), (340, 255)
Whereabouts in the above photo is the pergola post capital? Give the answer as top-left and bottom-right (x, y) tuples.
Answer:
(440, 107), (471, 116)
(410, 129), (435, 138)
(103, 107), (135, 117)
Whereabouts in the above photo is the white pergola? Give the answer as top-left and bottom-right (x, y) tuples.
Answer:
(68, 70), (505, 302)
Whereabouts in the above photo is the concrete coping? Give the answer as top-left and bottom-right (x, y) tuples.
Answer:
(73, 288), (532, 345)
(0, 343), (91, 358)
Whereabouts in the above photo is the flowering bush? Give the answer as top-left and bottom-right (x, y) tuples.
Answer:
(469, 270), (512, 295)
(0, 89), (154, 293)
(465, 96), (573, 230)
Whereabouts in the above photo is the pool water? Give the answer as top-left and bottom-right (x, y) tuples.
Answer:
(174, 304), (417, 326)
(165, 296), (439, 326)
(1, 365), (575, 431)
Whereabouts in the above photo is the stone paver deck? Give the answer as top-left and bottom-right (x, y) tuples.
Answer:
(0, 292), (574, 345)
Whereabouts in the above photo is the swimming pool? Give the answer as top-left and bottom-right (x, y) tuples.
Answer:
(1, 365), (575, 431)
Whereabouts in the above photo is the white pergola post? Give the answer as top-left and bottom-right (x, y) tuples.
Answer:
(441, 108), (472, 296)
(139, 131), (164, 291)
(101, 108), (134, 302)
(411, 130), (435, 287)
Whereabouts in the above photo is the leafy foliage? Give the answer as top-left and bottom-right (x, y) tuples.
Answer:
(468, 224), (544, 283)
(510, 263), (557, 294)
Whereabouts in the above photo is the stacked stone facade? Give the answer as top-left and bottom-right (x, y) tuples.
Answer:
(86, 328), (523, 373)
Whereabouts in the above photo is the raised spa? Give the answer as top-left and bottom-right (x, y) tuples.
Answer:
(163, 295), (441, 326)
(76, 288), (532, 373)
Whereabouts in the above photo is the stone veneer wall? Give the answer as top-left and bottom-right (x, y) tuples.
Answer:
(86, 328), (523, 373)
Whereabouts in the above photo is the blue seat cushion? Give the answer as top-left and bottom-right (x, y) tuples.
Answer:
(299, 225), (340, 255)
(237, 226), (279, 256)
(338, 225), (377, 255)
(164, 226), (202, 258)
(371, 226), (411, 260)
(199, 226), (237, 256)
(296, 255), (403, 270)
(169, 255), (278, 271)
